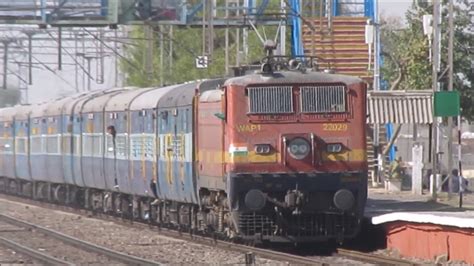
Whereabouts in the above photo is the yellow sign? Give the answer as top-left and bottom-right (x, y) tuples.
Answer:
(323, 123), (348, 131)
(236, 124), (261, 133)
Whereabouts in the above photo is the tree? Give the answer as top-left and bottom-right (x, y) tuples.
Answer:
(120, 0), (288, 88)
(380, 0), (474, 120)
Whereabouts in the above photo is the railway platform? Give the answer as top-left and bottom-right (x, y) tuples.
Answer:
(365, 188), (474, 264)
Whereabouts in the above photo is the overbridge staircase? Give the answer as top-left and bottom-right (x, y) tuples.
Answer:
(302, 17), (373, 83)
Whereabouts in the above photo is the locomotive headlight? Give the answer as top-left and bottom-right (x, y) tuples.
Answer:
(327, 143), (343, 153)
(333, 189), (355, 211)
(288, 138), (310, 160)
(254, 144), (271, 154)
(245, 189), (266, 211)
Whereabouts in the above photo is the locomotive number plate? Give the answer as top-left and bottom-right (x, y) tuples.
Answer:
(323, 123), (348, 131)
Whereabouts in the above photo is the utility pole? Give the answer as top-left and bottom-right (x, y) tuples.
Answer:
(202, 0), (207, 57)
(225, 0), (229, 74)
(280, 0), (286, 56)
(145, 25), (153, 81)
(373, 0), (381, 185)
(84, 55), (93, 91)
(159, 25), (164, 86)
(74, 32), (79, 92)
(236, 1), (240, 66)
(114, 28), (118, 87)
(1, 38), (15, 89)
(208, 0), (214, 57)
(76, 53), (98, 91)
(58, 27), (62, 70)
(431, 0), (441, 201)
(447, 0), (455, 197)
(168, 25), (173, 79)
(22, 30), (36, 85)
(96, 28), (105, 84)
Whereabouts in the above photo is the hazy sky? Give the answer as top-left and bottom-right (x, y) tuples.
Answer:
(380, 0), (412, 19)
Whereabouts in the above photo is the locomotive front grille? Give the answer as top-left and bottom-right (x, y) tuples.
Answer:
(300, 85), (346, 113)
(238, 212), (357, 238)
(247, 86), (293, 114)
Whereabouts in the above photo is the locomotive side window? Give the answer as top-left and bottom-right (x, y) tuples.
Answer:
(247, 86), (293, 114)
(300, 85), (346, 113)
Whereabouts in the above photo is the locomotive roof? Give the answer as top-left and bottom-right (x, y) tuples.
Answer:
(199, 89), (223, 103)
(224, 70), (363, 86)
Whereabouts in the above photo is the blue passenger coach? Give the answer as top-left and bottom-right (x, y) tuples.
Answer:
(14, 105), (34, 182)
(128, 85), (179, 198)
(0, 108), (16, 181)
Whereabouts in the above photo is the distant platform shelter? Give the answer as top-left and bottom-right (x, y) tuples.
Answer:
(367, 90), (433, 125)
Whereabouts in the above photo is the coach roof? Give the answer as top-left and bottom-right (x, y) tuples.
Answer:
(0, 107), (17, 122)
(14, 105), (35, 120)
(80, 88), (133, 113)
(158, 82), (198, 109)
(130, 85), (181, 111)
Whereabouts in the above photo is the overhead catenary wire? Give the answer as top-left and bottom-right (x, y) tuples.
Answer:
(45, 30), (94, 81)
(81, 27), (147, 76)
(0, 25), (125, 95)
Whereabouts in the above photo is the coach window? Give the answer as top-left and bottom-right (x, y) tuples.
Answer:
(116, 135), (127, 157)
(0, 138), (4, 154)
(160, 111), (168, 132)
(16, 138), (26, 154)
(31, 136), (42, 154)
(182, 109), (188, 132)
(82, 135), (90, 156)
(47, 135), (59, 154)
(131, 135), (140, 158)
(92, 134), (101, 157)
(3, 139), (12, 153)
(62, 135), (72, 154)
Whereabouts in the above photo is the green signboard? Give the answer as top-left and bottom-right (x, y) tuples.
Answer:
(434, 91), (460, 117)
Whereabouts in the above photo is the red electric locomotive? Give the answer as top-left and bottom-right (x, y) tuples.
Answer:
(197, 48), (368, 243)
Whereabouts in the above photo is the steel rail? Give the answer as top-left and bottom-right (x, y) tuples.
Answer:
(0, 214), (160, 266)
(336, 248), (416, 266)
(149, 228), (329, 265)
(0, 236), (71, 265)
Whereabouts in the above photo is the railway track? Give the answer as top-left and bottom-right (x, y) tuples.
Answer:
(335, 248), (415, 266)
(0, 236), (69, 265)
(0, 213), (159, 265)
(0, 192), (415, 265)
